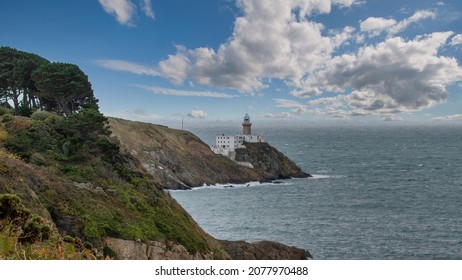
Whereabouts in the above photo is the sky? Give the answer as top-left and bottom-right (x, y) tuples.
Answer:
(1, 0), (462, 125)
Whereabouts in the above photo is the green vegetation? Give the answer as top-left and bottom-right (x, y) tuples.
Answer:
(0, 194), (96, 260)
(0, 47), (97, 117)
(0, 46), (227, 259)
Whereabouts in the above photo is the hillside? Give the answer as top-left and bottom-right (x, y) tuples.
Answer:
(0, 112), (312, 259)
(0, 112), (229, 259)
(108, 117), (310, 189)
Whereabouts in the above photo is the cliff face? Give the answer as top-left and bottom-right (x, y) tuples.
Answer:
(108, 118), (310, 189)
(108, 118), (263, 189)
(235, 142), (311, 181)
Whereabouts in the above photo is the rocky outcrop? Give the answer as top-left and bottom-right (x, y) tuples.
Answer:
(102, 237), (215, 260)
(102, 237), (311, 260)
(108, 118), (264, 189)
(108, 118), (310, 189)
(219, 240), (312, 260)
(235, 142), (311, 181)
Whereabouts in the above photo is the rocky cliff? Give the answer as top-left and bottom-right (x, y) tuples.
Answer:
(235, 142), (310, 180)
(108, 118), (310, 189)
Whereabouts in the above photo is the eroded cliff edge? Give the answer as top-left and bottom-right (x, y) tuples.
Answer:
(108, 117), (310, 189)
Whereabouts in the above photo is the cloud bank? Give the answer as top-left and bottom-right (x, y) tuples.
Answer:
(295, 32), (462, 116)
(158, 0), (360, 92)
(97, 0), (462, 120)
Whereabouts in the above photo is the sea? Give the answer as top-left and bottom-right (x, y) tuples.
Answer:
(170, 122), (462, 259)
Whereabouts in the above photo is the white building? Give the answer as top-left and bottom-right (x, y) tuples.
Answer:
(211, 114), (264, 157)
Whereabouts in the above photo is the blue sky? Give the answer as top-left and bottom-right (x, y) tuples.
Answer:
(1, 0), (462, 125)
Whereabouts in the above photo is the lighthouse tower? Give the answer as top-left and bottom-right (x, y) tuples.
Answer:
(242, 113), (252, 135)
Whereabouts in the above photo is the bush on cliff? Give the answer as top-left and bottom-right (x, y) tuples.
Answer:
(0, 194), (95, 260)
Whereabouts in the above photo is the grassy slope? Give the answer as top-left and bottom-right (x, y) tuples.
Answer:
(0, 114), (228, 259)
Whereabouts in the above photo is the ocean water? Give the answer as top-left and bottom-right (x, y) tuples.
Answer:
(170, 123), (462, 259)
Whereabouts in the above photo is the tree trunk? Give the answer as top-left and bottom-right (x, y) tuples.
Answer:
(11, 87), (19, 115)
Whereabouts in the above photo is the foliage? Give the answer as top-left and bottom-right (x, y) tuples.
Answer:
(18, 101), (33, 117)
(0, 47), (224, 258)
(30, 110), (55, 121)
(0, 47), (49, 115)
(1, 47), (98, 117)
(0, 106), (12, 116)
(29, 152), (48, 166)
(32, 62), (97, 116)
(0, 194), (97, 260)
(0, 125), (6, 142)
(1, 114), (13, 123)
(1, 113), (215, 256)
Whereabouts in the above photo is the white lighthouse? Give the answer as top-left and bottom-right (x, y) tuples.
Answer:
(211, 114), (265, 157)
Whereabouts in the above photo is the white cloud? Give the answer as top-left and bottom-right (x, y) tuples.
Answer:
(274, 98), (306, 108)
(188, 108), (208, 119)
(294, 32), (462, 115)
(382, 114), (403, 121)
(109, 109), (161, 123)
(157, 0), (359, 92)
(137, 85), (237, 98)
(307, 96), (345, 107)
(274, 98), (311, 114)
(98, 0), (155, 26)
(263, 112), (297, 120)
(141, 0), (155, 19)
(360, 10), (436, 37)
(450, 34), (462, 46)
(390, 10), (436, 35)
(433, 114), (462, 121)
(360, 17), (397, 37)
(99, 0), (136, 26)
(95, 59), (160, 76)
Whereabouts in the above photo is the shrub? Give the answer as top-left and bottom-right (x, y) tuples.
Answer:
(18, 101), (33, 117)
(63, 235), (75, 243)
(29, 152), (48, 166)
(83, 241), (93, 250)
(19, 214), (51, 243)
(31, 110), (54, 121)
(0, 194), (30, 221)
(1, 114), (13, 123)
(0, 106), (12, 116)
(0, 127), (7, 142)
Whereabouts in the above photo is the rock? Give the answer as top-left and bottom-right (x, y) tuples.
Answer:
(235, 142), (311, 180)
(103, 237), (148, 260)
(101, 237), (310, 260)
(106, 189), (117, 196)
(219, 240), (312, 260)
(102, 237), (215, 260)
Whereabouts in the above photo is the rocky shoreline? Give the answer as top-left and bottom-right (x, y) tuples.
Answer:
(102, 237), (312, 260)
